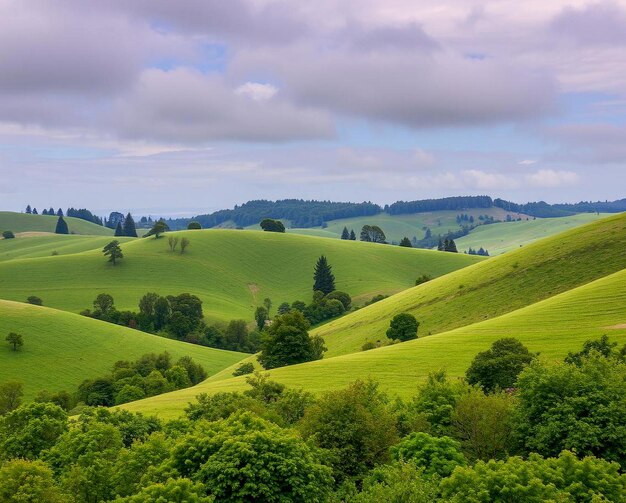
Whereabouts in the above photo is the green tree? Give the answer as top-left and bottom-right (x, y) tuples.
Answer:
(187, 221), (202, 230)
(102, 240), (123, 265)
(258, 311), (326, 369)
(515, 355), (626, 467)
(313, 255), (336, 295)
(5, 332), (23, 351)
(325, 290), (351, 310)
(54, 216), (69, 234)
(114, 221), (124, 236)
(168, 236), (179, 251)
(399, 237), (412, 247)
(360, 225), (386, 243)
(444, 238), (458, 253)
(93, 293), (115, 315)
(386, 313), (418, 341)
(146, 220), (169, 238)
(232, 362), (255, 377)
(0, 381), (23, 415)
(452, 388), (515, 461)
(277, 302), (291, 315)
(123, 212), (138, 237)
(254, 306), (269, 330)
(259, 218), (286, 233)
(0, 402), (68, 459)
(300, 380), (398, 481)
(440, 451), (626, 503)
(0, 459), (65, 503)
(352, 462), (439, 503)
(465, 338), (535, 392)
(2, 230), (15, 239)
(171, 412), (333, 502)
(564, 334), (621, 366)
(115, 478), (211, 503)
(349, 229), (356, 240)
(341, 226), (350, 239)
(392, 432), (466, 477)
(26, 295), (42, 305)
(180, 237), (190, 253)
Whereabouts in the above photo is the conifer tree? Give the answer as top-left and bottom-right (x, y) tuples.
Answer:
(42, 209), (48, 215)
(55, 216), (69, 234)
(123, 212), (138, 237)
(313, 255), (336, 295)
(349, 229), (356, 240)
(114, 222), (124, 237)
(25, 205), (31, 214)
(341, 227), (350, 240)
(437, 238), (444, 251)
(56, 208), (63, 217)
(32, 208), (38, 214)
(399, 237), (412, 247)
(445, 239), (458, 253)
(102, 240), (123, 266)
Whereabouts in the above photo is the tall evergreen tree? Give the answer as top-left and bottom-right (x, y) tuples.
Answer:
(445, 239), (458, 253)
(55, 216), (69, 234)
(42, 209), (48, 215)
(25, 205), (32, 214)
(123, 212), (138, 237)
(48, 207), (54, 215)
(341, 227), (350, 240)
(114, 222), (124, 237)
(399, 237), (412, 247)
(349, 229), (356, 240)
(313, 255), (336, 295)
(32, 208), (38, 214)
(56, 208), (63, 217)
(437, 238), (445, 251)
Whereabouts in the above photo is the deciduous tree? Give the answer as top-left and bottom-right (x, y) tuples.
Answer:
(5, 332), (23, 351)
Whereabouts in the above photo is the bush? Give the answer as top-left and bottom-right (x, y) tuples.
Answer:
(0, 459), (65, 502)
(232, 362), (255, 377)
(391, 432), (466, 477)
(187, 221), (202, 230)
(2, 230), (15, 239)
(414, 274), (432, 286)
(26, 295), (43, 306)
(351, 462), (439, 503)
(386, 313), (419, 341)
(325, 290), (352, 310)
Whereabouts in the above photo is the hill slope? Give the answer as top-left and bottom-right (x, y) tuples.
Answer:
(455, 213), (609, 255)
(312, 212), (626, 356)
(0, 230), (482, 323)
(121, 265), (626, 418)
(0, 300), (246, 399)
(0, 211), (112, 236)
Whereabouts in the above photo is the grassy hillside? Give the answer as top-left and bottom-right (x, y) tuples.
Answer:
(275, 207), (528, 243)
(0, 300), (246, 399)
(310, 212), (626, 356)
(0, 234), (134, 262)
(0, 211), (113, 236)
(0, 230), (482, 323)
(121, 266), (626, 418)
(455, 213), (609, 255)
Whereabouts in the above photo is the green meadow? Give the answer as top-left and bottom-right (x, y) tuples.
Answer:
(0, 211), (113, 236)
(121, 265), (626, 419)
(0, 229), (482, 323)
(0, 300), (246, 399)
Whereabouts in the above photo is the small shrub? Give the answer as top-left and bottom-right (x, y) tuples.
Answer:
(233, 362), (255, 377)
(2, 230), (15, 239)
(26, 296), (43, 306)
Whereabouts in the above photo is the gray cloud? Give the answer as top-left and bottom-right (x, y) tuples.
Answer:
(546, 123), (626, 164)
(550, 2), (626, 46)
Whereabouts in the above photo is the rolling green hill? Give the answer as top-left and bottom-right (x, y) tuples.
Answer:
(0, 234), (134, 262)
(0, 300), (246, 399)
(455, 213), (610, 255)
(120, 265), (626, 419)
(310, 212), (626, 357)
(0, 211), (113, 236)
(0, 230), (482, 324)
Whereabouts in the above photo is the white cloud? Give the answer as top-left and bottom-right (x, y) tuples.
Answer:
(235, 82), (278, 101)
(525, 169), (579, 187)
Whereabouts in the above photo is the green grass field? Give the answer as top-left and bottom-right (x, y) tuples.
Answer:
(0, 211), (113, 236)
(0, 300), (246, 399)
(0, 230), (482, 324)
(455, 213), (609, 255)
(120, 265), (626, 419)
(0, 234), (134, 262)
(306, 212), (626, 356)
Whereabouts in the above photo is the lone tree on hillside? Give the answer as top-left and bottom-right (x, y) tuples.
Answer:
(168, 236), (179, 252)
(25, 205), (32, 214)
(146, 220), (169, 239)
(399, 237), (412, 247)
(313, 255), (335, 295)
(102, 240), (123, 266)
(114, 222), (124, 237)
(341, 227), (350, 240)
(187, 221), (201, 230)
(26, 296), (42, 306)
(2, 230), (15, 239)
(123, 212), (138, 237)
(360, 225), (386, 243)
(386, 313), (419, 341)
(260, 218), (286, 233)
(465, 338), (535, 392)
(5, 332), (23, 351)
(180, 237), (190, 254)
(54, 216), (69, 234)
(258, 311), (326, 369)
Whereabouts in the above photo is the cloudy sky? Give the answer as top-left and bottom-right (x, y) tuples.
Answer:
(1, 0), (625, 215)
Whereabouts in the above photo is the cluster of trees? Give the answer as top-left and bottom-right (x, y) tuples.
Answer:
(113, 213), (138, 237)
(340, 227), (357, 240)
(360, 225), (386, 243)
(75, 352), (206, 408)
(25, 205), (104, 225)
(1, 335), (625, 501)
(467, 247), (489, 256)
(437, 237), (458, 252)
(169, 199), (382, 229)
(387, 196), (494, 215)
(260, 218), (285, 232)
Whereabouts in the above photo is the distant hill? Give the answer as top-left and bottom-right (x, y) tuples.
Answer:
(0, 230), (482, 324)
(0, 211), (113, 236)
(0, 300), (246, 399)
